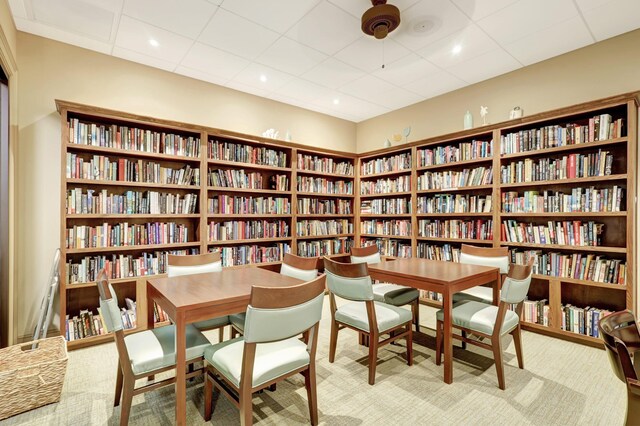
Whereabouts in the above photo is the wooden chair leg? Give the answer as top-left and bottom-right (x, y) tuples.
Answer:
(268, 384), (277, 392)
(368, 335), (378, 385)
(218, 327), (225, 343)
(114, 362), (123, 407)
(119, 376), (135, 426)
(204, 373), (213, 421)
(412, 299), (420, 333)
(513, 325), (524, 369)
(492, 336), (506, 390)
(231, 327), (238, 339)
(435, 320), (443, 366)
(239, 392), (253, 426)
(304, 365), (319, 425)
(329, 320), (338, 363)
(461, 330), (467, 350)
(147, 375), (155, 381)
(406, 325), (413, 366)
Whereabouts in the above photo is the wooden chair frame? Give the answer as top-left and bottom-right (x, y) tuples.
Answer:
(204, 275), (326, 426)
(324, 257), (413, 385)
(96, 271), (203, 426)
(350, 245), (420, 333)
(435, 259), (534, 390)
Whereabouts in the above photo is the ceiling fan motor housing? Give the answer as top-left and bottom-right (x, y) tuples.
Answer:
(362, 1), (401, 40)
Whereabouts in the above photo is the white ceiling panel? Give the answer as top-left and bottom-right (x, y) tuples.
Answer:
(504, 16), (593, 65)
(175, 65), (229, 86)
(256, 37), (327, 76)
(8, 0), (27, 19)
(14, 17), (113, 54)
(286, 2), (361, 56)
(31, 0), (115, 41)
(198, 8), (280, 60)
(402, 69), (466, 98)
(181, 43), (250, 81)
(339, 75), (396, 103)
(314, 92), (392, 121)
(446, 48), (521, 84)
(579, 0), (640, 41)
(302, 58), (365, 89)
(221, 0), (321, 33)
(335, 36), (411, 73)
(122, 0), (216, 39)
(231, 63), (294, 93)
(372, 53), (439, 86)
(328, 0), (421, 18)
(113, 46), (177, 72)
(418, 24), (500, 69)
(366, 86), (424, 110)
(115, 16), (193, 63)
(451, 0), (520, 21)
(273, 78), (331, 103)
(224, 80), (271, 98)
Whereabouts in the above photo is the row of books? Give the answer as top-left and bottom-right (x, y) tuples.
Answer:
(417, 166), (493, 191)
(297, 154), (353, 176)
(417, 243), (460, 262)
(417, 140), (492, 167)
(208, 169), (289, 191)
(360, 198), (411, 215)
(66, 249), (198, 284)
(522, 299), (549, 326)
(66, 299), (137, 341)
(509, 249), (626, 285)
(501, 187), (624, 213)
(500, 150), (614, 183)
(500, 114), (624, 155)
(501, 220), (604, 247)
(360, 176), (411, 195)
(208, 195), (290, 215)
(360, 152), (411, 175)
(296, 219), (353, 237)
(68, 118), (201, 157)
(208, 140), (287, 168)
(420, 290), (442, 303)
(66, 154), (200, 186)
(297, 198), (352, 215)
(153, 302), (169, 323)
(561, 304), (612, 338)
(219, 244), (289, 267)
(417, 194), (492, 214)
(66, 222), (190, 249)
(361, 219), (411, 237)
(297, 238), (353, 257)
(208, 220), (289, 241)
(297, 177), (353, 195)
(361, 238), (412, 258)
(418, 219), (493, 240)
(66, 188), (198, 215)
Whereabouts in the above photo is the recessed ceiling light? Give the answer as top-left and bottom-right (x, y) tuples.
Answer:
(259, 74), (267, 83)
(452, 44), (462, 55)
(149, 39), (159, 47)
(333, 98), (340, 105)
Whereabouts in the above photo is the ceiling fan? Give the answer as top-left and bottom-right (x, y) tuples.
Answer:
(361, 0), (401, 40)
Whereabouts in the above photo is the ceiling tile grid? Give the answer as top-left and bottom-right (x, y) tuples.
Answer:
(9, 0), (640, 122)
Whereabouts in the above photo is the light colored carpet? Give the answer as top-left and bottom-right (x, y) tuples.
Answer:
(2, 300), (628, 425)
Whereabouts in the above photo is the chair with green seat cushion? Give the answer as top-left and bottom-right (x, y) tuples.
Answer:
(453, 245), (510, 304)
(167, 252), (230, 341)
(96, 270), (209, 426)
(435, 259), (534, 390)
(323, 256), (412, 386)
(203, 275), (326, 426)
(350, 245), (421, 332)
(229, 253), (318, 336)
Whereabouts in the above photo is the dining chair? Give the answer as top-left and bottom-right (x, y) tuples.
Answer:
(350, 245), (420, 332)
(323, 256), (413, 385)
(96, 270), (210, 425)
(435, 258), (534, 390)
(453, 244), (510, 304)
(203, 275), (326, 426)
(229, 253), (319, 337)
(167, 252), (230, 342)
(599, 310), (640, 425)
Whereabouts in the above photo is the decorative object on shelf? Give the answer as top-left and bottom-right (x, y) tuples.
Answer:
(384, 138), (392, 148)
(285, 130), (292, 142)
(262, 128), (279, 139)
(403, 126), (411, 143)
(463, 110), (473, 130)
(509, 106), (523, 119)
(480, 106), (489, 125)
(392, 133), (402, 143)
(361, 0), (401, 40)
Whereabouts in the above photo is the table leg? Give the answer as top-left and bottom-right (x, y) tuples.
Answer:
(492, 270), (501, 306)
(442, 289), (453, 384)
(146, 285), (155, 330)
(175, 312), (186, 426)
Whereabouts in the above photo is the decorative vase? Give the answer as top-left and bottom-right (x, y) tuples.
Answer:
(463, 110), (473, 130)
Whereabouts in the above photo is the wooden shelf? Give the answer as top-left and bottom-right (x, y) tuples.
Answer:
(416, 157), (493, 171)
(207, 158), (291, 172)
(295, 213), (353, 218)
(66, 327), (137, 349)
(360, 213), (412, 218)
(66, 241), (201, 254)
(360, 234), (412, 240)
(359, 191), (412, 199)
(419, 298), (443, 308)
(295, 169), (355, 179)
(223, 260), (283, 270)
(296, 233), (354, 240)
(500, 137), (627, 160)
(67, 178), (200, 190)
(416, 237), (494, 244)
(66, 275), (154, 289)
(416, 184), (493, 194)
(359, 169), (412, 179)
(66, 143), (201, 163)
(500, 174), (627, 189)
(500, 212), (626, 217)
(531, 274), (627, 290)
(208, 186), (292, 195)
(208, 237), (291, 245)
(500, 242), (626, 253)
(208, 214), (292, 219)
(416, 212), (492, 217)
(521, 323), (602, 348)
(66, 213), (200, 219)
(296, 192), (355, 198)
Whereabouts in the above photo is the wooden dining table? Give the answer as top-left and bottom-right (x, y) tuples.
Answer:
(146, 266), (303, 426)
(367, 257), (501, 384)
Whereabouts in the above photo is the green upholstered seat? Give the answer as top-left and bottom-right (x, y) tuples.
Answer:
(336, 301), (412, 333)
(436, 300), (520, 336)
(351, 252), (419, 307)
(452, 286), (493, 304)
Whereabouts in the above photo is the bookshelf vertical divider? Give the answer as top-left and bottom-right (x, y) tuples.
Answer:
(290, 148), (298, 256)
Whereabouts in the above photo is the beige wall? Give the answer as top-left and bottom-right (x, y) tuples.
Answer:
(356, 29), (640, 152)
(15, 32), (356, 339)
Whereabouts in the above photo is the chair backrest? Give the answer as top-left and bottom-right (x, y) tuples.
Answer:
(243, 275), (326, 344)
(350, 245), (381, 265)
(500, 259), (534, 304)
(460, 244), (510, 275)
(280, 253), (318, 281)
(323, 256), (373, 302)
(96, 270), (124, 333)
(167, 252), (222, 277)
(599, 310), (640, 382)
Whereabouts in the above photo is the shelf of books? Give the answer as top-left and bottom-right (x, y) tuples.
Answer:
(294, 148), (356, 257)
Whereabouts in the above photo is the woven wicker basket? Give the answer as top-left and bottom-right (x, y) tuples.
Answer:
(0, 336), (68, 420)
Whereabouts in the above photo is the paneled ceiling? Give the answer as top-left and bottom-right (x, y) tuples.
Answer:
(8, 0), (640, 122)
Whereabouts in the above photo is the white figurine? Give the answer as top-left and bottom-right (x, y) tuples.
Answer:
(480, 106), (489, 125)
